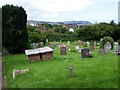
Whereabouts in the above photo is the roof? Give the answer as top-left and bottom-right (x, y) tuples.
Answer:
(25, 46), (53, 55)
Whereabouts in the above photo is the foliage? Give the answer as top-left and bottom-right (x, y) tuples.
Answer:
(27, 20), (119, 42)
(27, 26), (46, 43)
(100, 36), (114, 49)
(2, 4), (28, 53)
(76, 22), (115, 41)
(111, 26), (120, 41)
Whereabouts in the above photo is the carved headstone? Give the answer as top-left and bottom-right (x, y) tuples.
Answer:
(60, 44), (67, 55)
(81, 48), (89, 58)
(104, 42), (111, 54)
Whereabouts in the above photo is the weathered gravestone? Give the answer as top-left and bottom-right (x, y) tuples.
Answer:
(81, 48), (89, 58)
(90, 40), (94, 51)
(60, 44), (67, 55)
(48, 42), (57, 49)
(67, 41), (70, 50)
(67, 41), (70, 47)
(68, 65), (73, 77)
(30, 43), (37, 49)
(104, 42), (111, 54)
(75, 45), (79, 52)
(114, 42), (120, 55)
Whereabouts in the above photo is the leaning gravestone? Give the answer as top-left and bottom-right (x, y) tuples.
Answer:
(81, 48), (89, 58)
(104, 42), (111, 54)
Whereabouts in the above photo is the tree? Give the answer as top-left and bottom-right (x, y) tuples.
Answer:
(2, 4), (28, 53)
(27, 26), (46, 43)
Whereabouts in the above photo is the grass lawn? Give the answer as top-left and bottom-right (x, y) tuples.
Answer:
(3, 43), (118, 88)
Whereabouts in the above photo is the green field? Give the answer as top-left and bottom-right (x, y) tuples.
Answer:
(3, 44), (118, 88)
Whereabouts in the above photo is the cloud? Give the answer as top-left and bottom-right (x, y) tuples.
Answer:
(0, 0), (94, 12)
(29, 0), (94, 12)
(0, 0), (94, 21)
(0, 0), (117, 22)
(43, 12), (59, 19)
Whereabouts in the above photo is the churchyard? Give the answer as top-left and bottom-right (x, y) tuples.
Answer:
(3, 40), (118, 88)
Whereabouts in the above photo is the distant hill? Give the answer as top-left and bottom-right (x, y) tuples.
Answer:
(27, 20), (92, 25)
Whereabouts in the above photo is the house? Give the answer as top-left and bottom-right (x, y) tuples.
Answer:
(25, 47), (53, 62)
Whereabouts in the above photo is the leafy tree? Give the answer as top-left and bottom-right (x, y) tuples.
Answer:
(27, 26), (46, 43)
(2, 4), (28, 53)
(111, 26), (120, 41)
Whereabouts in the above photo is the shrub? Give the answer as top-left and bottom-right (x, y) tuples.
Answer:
(100, 36), (114, 49)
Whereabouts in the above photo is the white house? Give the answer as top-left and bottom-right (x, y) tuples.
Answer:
(69, 28), (74, 32)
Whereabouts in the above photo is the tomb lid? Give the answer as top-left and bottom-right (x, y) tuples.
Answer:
(37, 46), (53, 53)
(25, 47), (53, 55)
(25, 49), (39, 55)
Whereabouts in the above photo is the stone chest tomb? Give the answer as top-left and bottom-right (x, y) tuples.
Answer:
(25, 47), (53, 62)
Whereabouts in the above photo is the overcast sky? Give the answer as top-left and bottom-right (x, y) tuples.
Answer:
(0, 0), (119, 23)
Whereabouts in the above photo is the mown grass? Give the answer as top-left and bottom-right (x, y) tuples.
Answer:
(3, 43), (118, 88)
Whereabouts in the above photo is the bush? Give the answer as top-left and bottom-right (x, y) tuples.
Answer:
(100, 36), (114, 49)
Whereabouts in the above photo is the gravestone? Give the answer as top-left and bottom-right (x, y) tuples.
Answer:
(74, 41), (77, 50)
(69, 65), (73, 77)
(79, 48), (84, 53)
(114, 42), (120, 55)
(60, 47), (67, 55)
(67, 41), (70, 50)
(67, 41), (70, 47)
(46, 39), (48, 43)
(60, 46), (67, 55)
(90, 40), (94, 51)
(86, 41), (90, 46)
(30, 43), (37, 49)
(81, 48), (89, 58)
(104, 42), (111, 54)
(75, 46), (79, 52)
(114, 42), (119, 53)
(94, 41), (96, 49)
(98, 47), (105, 55)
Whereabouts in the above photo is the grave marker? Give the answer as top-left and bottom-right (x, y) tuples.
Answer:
(81, 48), (89, 58)
(104, 42), (111, 54)
(90, 40), (94, 51)
(60, 44), (67, 55)
(69, 65), (73, 77)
